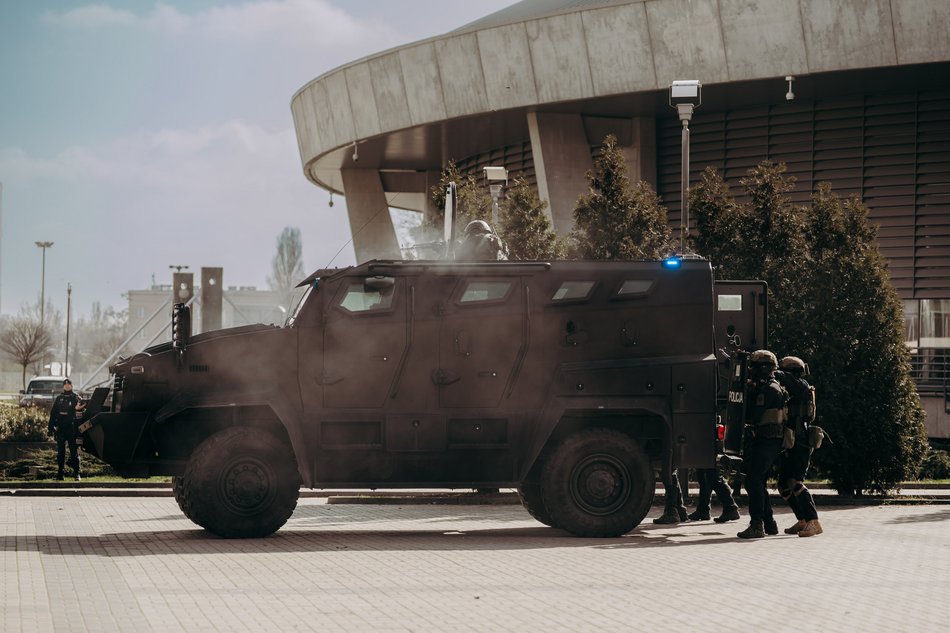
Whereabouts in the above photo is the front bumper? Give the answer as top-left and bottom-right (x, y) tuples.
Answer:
(78, 411), (149, 465)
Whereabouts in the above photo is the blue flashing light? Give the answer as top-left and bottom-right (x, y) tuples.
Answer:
(662, 257), (682, 270)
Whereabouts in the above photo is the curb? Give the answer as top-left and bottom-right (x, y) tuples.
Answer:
(1, 484), (948, 505)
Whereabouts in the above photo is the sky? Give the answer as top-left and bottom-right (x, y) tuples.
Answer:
(0, 0), (513, 319)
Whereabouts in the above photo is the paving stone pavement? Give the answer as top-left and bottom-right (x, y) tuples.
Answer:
(1, 497), (947, 633)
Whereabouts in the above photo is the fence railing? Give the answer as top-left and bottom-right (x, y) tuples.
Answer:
(909, 348), (950, 394)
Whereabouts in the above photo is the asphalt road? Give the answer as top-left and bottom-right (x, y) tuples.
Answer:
(1, 497), (947, 632)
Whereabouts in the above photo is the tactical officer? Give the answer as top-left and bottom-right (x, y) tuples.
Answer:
(688, 467), (740, 523)
(47, 378), (85, 481)
(737, 350), (787, 539)
(653, 457), (688, 524)
(456, 220), (508, 261)
(775, 356), (823, 537)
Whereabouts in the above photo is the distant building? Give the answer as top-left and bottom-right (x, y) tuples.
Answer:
(127, 284), (285, 349)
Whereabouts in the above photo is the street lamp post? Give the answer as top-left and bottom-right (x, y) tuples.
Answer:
(35, 240), (54, 324)
(669, 80), (702, 254)
(65, 283), (72, 378)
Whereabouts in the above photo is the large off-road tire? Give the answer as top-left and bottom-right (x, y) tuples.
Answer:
(172, 475), (195, 522)
(540, 428), (654, 537)
(517, 482), (558, 528)
(180, 427), (301, 538)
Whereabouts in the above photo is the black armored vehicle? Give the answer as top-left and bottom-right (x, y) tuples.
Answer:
(79, 258), (765, 538)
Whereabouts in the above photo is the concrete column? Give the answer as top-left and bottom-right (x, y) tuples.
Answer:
(627, 116), (657, 188)
(340, 169), (401, 262)
(424, 170), (441, 225)
(527, 112), (593, 236)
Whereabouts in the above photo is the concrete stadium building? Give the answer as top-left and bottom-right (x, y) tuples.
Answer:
(290, 0), (950, 436)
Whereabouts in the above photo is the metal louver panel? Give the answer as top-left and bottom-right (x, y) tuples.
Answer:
(916, 91), (950, 298)
(657, 90), (950, 299)
(454, 141), (536, 189)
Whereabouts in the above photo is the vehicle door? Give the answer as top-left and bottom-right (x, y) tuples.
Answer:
(321, 275), (408, 409)
(437, 276), (524, 408)
(713, 280), (768, 400)
(713, 281), (768, 352)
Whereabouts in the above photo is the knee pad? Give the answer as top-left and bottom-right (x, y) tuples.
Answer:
(792, 481), (807, 496)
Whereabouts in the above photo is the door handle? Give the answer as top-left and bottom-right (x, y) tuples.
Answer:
(454, 331), (470, 356)
(317, 372), (343, 385)
(432, 369), (460, 385)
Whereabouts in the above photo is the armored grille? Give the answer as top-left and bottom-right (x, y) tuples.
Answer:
(657, 90), (950, 300)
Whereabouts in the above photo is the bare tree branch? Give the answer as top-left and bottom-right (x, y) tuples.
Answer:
(0, 310), (53, 389)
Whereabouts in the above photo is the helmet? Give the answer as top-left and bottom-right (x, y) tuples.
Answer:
(749, 350), (778, 370)
(779, 356), (806, 372)
(463, 220), (492, 237)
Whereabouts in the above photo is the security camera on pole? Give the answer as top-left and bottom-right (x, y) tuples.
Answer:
(669, 80), (701, 255)
(483, 166), (508, 227)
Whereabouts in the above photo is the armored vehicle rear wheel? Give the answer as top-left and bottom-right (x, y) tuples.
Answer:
(517, 482), (558, 528)
(539, 429), (653, 537)
(180, 427), (301, 538)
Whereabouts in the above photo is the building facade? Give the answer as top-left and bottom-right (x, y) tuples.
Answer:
(290, 0), (950, 437)
(127, 284), (285, 349)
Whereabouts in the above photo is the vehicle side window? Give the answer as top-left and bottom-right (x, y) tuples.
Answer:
(552, 280), (595, 302)
(339, 283), (394, 313)
(459, 280), (513, 304)
(718, 294), (742, 311)
(616, 279), (654, 298)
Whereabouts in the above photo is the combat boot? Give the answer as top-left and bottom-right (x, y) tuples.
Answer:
(737, 520), (765, 539)
(687, 509), (710, 521)
(714, 506), (740, 523)
(798, 519), (823, 537)
(784, 519), (807, 535)
(652, 509), (681, 524)
(764, 518), (779, 535)
(677, 506), (689, 522)
(56, 472), (65, 481)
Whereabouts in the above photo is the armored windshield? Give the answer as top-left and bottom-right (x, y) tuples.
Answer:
(286, 283), (314, 326)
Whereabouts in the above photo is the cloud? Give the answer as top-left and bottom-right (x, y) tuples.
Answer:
(42, 0), (400, 52)
(0, 121), (357, 316)
(4, 122), (296, 188)
(40, 4), (141, 29)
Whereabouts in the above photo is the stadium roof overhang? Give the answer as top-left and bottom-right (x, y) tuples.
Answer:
(290, 0), (950, 212)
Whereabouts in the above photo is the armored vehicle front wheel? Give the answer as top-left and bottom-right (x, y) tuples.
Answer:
(180, 427), (301, 538)
(539, 429), (653, 537)
(517, 482), (558, 528)
(172, 475), (195, 522)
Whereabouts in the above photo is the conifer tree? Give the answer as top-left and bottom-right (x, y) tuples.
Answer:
(498, 176), (565, 260)
(689, 164), (927, 494)
(571, 135), (673, 260)
(427, 161), (492, 230)
(798, 185), (927, 494)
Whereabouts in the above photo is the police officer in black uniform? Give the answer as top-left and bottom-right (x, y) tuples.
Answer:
(456, 220), (509, 261)
(775, 356), (823, 537)
(47, 378), (85, 481)
(737, 350), (787, 539)
(688, 467), (740, 523)
(652, 457), (688, 524)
